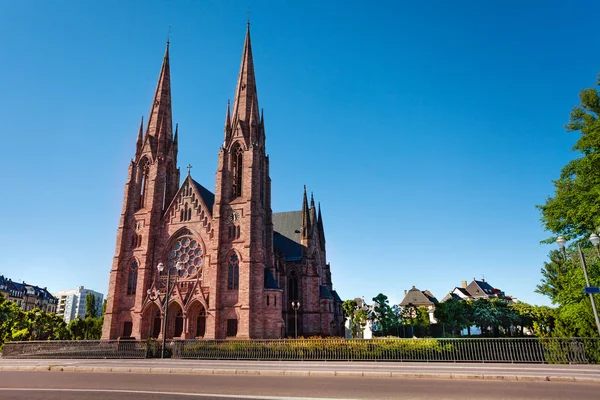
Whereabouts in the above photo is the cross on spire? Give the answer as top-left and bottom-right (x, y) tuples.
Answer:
(187, 164), (193, 176)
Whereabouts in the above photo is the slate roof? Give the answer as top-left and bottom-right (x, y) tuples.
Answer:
(0, 276), (56, 302)
(466, 279), (497, 298)
(272, 211), (304, 261)
(331, 290), (343, 303)
(264, 268), (280, 290)
(192, 179), (215, 215)
(399, 286), (438, 307)
(320, 285), (333, 299)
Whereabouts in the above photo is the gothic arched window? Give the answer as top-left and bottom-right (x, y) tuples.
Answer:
(227, 253), (239, 290)
(166, 231), (203, 279)
(231, 144), (243, 198)
(139, 159), (150, 209)
(127, 260), (138, 295)
(288, 271), (299, 301)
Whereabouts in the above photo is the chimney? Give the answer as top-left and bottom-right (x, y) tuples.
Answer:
(462, 281), (467, 288)
(404, 290), (407, 296)
(481, 278), (485, 282)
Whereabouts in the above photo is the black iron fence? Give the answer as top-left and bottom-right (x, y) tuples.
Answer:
(2, 338), (599, 363)
(1, 340), (147, 359)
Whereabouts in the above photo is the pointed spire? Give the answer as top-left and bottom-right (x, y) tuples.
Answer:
(173, 123), (178, 146)
(136, 116), (144, 154)
(146, 41), (173, 142)
(301, 185), (310, 238)
(225, 99), (231, 129)
(231, 23), (258, 129)
(260, 108), (264, 125)
(317, 202), (325, 250)
(309, 192), (317, 227)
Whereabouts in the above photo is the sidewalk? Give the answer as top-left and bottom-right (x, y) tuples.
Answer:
(1, 358), (599, 383)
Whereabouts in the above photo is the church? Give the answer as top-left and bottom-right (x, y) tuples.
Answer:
(101, 25), (344, 340)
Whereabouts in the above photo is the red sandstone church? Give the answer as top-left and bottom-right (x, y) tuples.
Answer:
(102, 25), (344, 340)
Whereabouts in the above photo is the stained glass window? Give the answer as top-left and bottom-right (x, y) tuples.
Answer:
(166, 232), (203, 278)
(127, 260), (138, 295)
(228, 253), (239, 290)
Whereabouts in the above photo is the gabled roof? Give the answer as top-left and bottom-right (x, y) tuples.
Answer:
(264, 268), (280, 290)
(272, 211), (304, 261)
(273, 231), (303, 261)
(320, 285), (333, 299)
(331, 290), (343, 303)
(273, 211), (302, 244)
(466, 279), (497, 298)
(399, 286), (438, 307)
(191, 179), (215, 214)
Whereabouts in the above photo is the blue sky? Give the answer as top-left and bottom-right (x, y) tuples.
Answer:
(1, 0), (599, 307)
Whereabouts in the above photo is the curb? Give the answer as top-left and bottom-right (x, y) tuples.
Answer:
(0, 365), (599, 384)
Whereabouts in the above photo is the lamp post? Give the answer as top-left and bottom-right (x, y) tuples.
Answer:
(556, 236), (600, 337)
(153, 261), (183, 358)
(291, 301), (300, 339)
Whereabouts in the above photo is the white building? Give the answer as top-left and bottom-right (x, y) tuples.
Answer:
(53, 286), (103, 324)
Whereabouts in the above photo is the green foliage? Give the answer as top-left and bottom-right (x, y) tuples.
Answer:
(371, 293), (399, 335)
(537, 76), (600, 241)
(85, 293), (98, 319)
(536, 246), (600, 337)
(434, 299), (470, 337)
(471, 299), (517, 336)
(342, 299), (368, 338)
(68, 316), (103, 340)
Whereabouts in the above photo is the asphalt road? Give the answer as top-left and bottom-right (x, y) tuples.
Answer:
(2, 358), (600, 382)
(0, 371), (599, 400)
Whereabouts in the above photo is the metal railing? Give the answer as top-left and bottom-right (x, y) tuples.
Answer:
(1, 340), (148, 359)
(2, 338), (599, 363)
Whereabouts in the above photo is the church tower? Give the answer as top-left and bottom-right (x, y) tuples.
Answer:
(209, 23), (282, 339)
(102, 42), (180, 339)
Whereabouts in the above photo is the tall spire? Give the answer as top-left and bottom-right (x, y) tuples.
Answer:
(136, 116), (144, 154)
(301, 185), (310, 238)
(309, 192), (317, 228)
(317, 202), (325, 250)
(225, 99), (231, 129)
(231, 23), (258, 129)
(146, 41), (173, 141)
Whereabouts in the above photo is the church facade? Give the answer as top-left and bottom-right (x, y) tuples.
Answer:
(101, 25), (344, 340)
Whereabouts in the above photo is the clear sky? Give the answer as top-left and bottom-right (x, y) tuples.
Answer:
(1, 0), (599, 307)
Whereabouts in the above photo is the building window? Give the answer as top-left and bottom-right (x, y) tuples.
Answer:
(231, 144), (243, 198)
(226, 319), (238, 337)
(288, 271), (299, 301)
(139, 159), (150, 209)
(127, 260), (138, 295)
(122, 321), (133, 338)
(152, 311), (161, 338)
(227, 254), (239, 290)
(267, 295), (270, 306)
(166, 232), (203, 279)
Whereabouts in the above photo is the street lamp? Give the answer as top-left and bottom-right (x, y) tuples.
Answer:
(291, 301), (300, 339)
(152, 261), (183, 358)
(556, 236), (600, 337)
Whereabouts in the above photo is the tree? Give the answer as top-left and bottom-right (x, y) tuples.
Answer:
(471, 299), (517, 337)
(434, 299), (470, 337)
(0, 294), (25, 345)
(371, 293), (395, 334)
(537, 75), (600, 242)
(85, 293), (98, 319)
(342, 299), (368, 338)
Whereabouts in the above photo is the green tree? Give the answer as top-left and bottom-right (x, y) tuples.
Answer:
(434, 299), (470, 337)
(0, 294), (25, 345)
(371, 293), (395, 334)
(85, 293), (98, 319)
(342, 299), (368, 338)
(537, 75), (600, 241)
(471, 299), (517, 337)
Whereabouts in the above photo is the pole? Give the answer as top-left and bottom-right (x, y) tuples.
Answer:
(578, 243), (600, 337)
(294, 307), (298, 339)
(161, 268), (171, 359)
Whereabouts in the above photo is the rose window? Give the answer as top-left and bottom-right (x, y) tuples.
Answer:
(167, 232), (203, 278)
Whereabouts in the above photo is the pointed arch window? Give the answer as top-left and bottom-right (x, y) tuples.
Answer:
(288, 271), (299, 301)
(139, 159), (150, 209)
(231, 144), (243, 198)
(127, 260), (138, 295)
(227, 253), (239, 290)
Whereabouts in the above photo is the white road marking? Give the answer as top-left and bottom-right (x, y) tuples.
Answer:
(0, 388), (358, 400)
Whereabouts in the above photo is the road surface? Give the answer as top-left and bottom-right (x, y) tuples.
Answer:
(0, 370), (599, 399)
